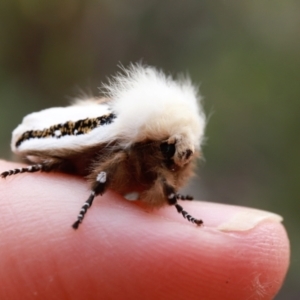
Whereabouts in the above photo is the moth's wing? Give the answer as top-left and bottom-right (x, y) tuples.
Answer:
(12, 102), (117, 157)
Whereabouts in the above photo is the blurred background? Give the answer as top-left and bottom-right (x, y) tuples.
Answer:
(0, 0), (299, 298)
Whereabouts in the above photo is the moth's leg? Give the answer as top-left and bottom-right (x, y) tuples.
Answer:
(176, 193), (194, 201)
(1, 155), (65, 179)
(1, 163), (54, 179)
(164, 182), (203, 226)
(72, 171), (107, 229)
(72, 151), (127, 230)
(174, 202), (202, 226)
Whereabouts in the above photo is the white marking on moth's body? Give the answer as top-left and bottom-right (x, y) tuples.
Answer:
(96, 172), (107, 183)
(124, 192), (140, 201)
(54, 130), (61, 137)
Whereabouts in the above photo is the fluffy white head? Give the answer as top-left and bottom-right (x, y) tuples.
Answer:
(103, 64), (206, 165)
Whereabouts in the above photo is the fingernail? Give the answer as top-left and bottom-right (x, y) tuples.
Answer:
(217, 208), (283, 232)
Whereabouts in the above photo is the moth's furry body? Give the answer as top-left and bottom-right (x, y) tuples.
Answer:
(1, 64), (206, 229)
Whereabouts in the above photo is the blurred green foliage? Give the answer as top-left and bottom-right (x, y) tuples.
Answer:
(0, 1), (299, 298)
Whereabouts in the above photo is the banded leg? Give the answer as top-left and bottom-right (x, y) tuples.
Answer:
(164, 183), (203, 226)
(1, 164), (45, 178)
(176, 193), (194, 201)
(175, 203), (203, 226)
(72, 171), (107, 230)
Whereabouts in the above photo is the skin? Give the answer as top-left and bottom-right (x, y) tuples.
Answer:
(0, 160), (290, 300)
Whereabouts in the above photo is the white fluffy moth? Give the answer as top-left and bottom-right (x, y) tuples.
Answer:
(1, 64), (206, 229)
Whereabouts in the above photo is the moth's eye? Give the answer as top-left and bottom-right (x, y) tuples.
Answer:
(160, 142), (176, 159)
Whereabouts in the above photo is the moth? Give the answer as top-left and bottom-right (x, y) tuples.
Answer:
(1, 64), (206, 229)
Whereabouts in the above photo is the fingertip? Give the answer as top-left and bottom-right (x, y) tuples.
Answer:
(0, 163), (290, 300)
